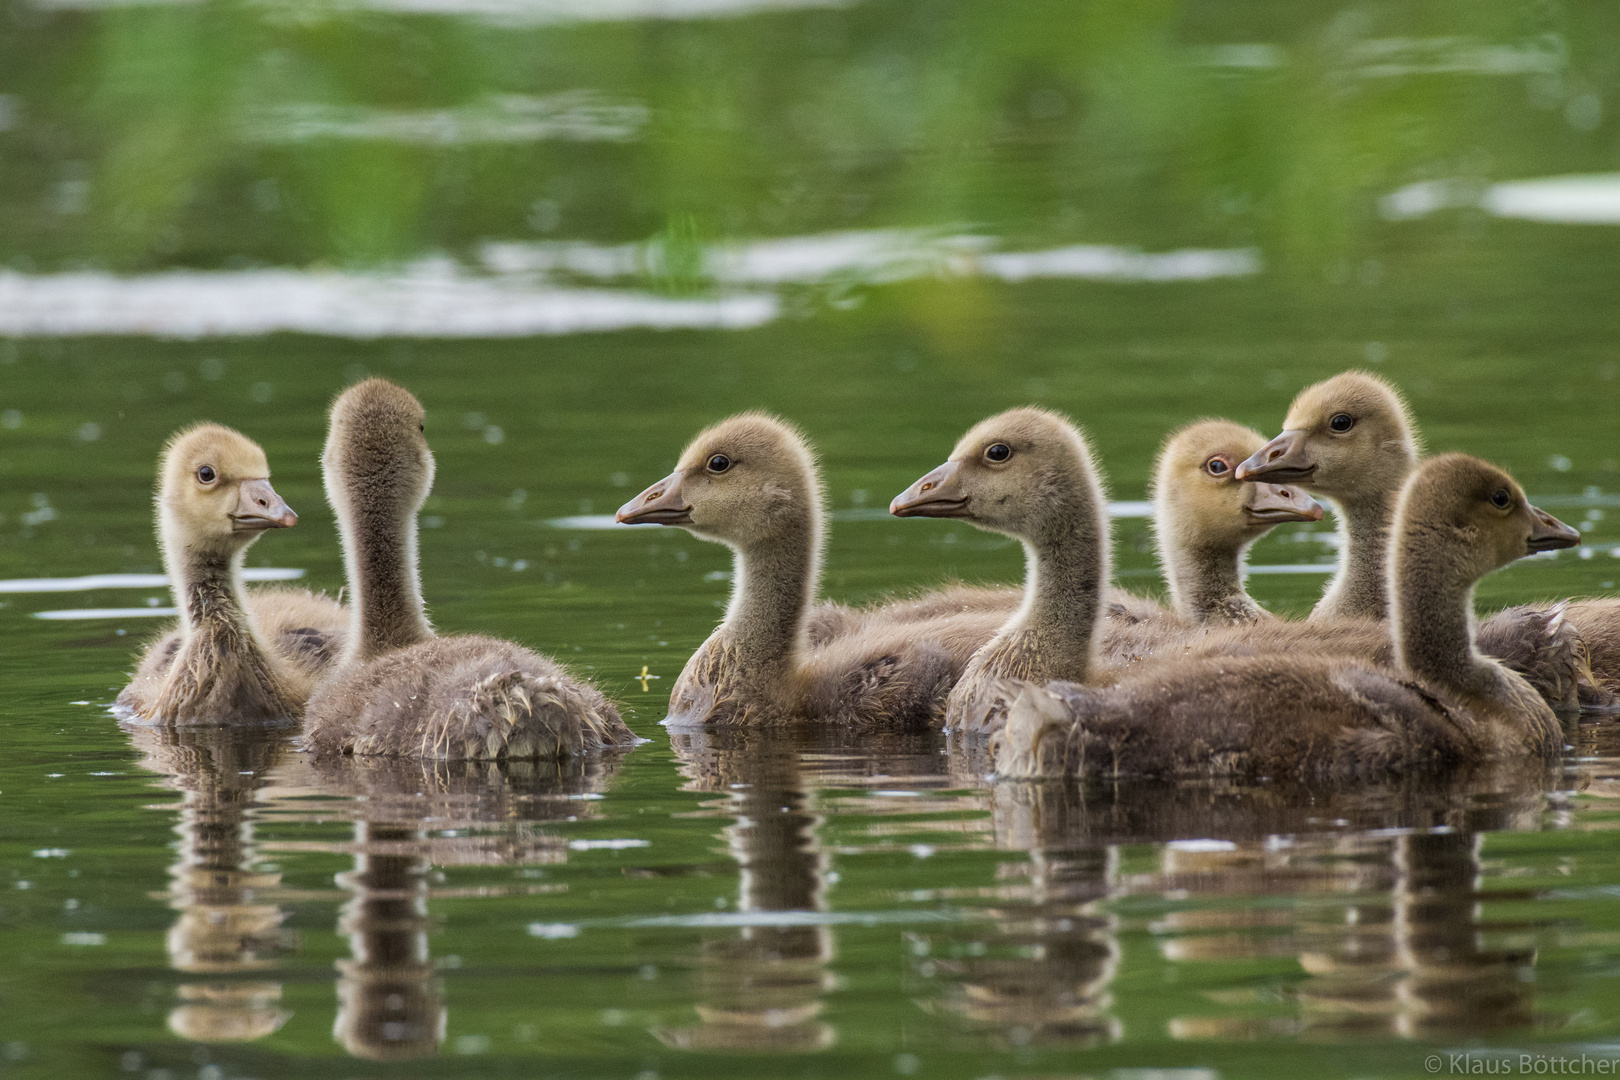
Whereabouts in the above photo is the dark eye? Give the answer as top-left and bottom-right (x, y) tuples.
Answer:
(1329, 413), (1354, 433)
(985, 443), (1012, 463)
(419, 423), (424, 433)
(1491, 488), (1512, 509)
(706, 454), (732, 474)
(196, 465), (216, 484)
(1205, 457), (1230, 476)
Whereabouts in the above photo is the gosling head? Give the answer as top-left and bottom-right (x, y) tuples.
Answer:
(1153, 419), (1322, 553)
(616, 412), (822, 550)
(323, 378), (435, 519)
(1235, 371), (1419, 506)
(890, 407), (1103, 547)
(158, 424), (296, 556)
(1395, 454), (1579, 585)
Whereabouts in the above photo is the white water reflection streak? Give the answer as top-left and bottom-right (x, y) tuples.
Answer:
(0, 568), (304, 593)
(33, 0), (847, 19)
(482, 231), (1262, 287)
(0, 231), (1258, 339)
(0, 268), (777, 339)
(34, 607), (181, 619)
(242, 92), (646, 145)
(1383, 173), (1620, 225)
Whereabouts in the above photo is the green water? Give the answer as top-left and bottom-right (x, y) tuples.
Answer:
(5, 1), (1620, 1077)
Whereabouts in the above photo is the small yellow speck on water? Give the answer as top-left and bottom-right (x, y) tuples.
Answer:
(637, 665), (662, 692)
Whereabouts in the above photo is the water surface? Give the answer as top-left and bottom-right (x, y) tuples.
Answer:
(4, 0), (1620, 1076)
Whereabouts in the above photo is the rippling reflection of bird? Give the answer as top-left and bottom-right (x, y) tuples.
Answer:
(991, 762), (1558, 1043)
(261, 751), (626, 1060)
(125, 722), (297, 1044)
(658, 729), (837, 1052)
(659, 724), (995, 1052)
(914, 842), (1121, 1048)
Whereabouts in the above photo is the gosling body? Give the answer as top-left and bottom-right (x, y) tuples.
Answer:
(1238, 370), (1595, 710)
(134, 587), (347, 697)
(617, 413), (1005, 727)
(302, 380), (631, 760)
(117, 425), (309, 724)
(891, 409), (1322, 734)
(996, 455), (1579, 782)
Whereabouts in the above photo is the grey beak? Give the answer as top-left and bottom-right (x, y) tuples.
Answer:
(1235, 429), (1316, 484)
(1526, 505), (1581, 553)
(891, 460), (970, 518)
(1244, 482), (1325, 524)
(616, 472), (693, 526)
(231, 478), (297, 531)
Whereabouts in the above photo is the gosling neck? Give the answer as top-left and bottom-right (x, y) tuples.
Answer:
(165, 529), (256, 646)
(720, 514), (821, 679)
(334, 482), (434, 664)
(1163, 534), (1262, 625)
(1391, 540), (1515, 707)
(983, 502), (1108, 685)
(1313, 486), (1401, 622)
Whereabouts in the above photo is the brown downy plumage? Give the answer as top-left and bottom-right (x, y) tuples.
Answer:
(117, 425), (319, 724)
(995, 454), (1581, 782)
(302, 379), (634, 760)
(887, 418), (1316, 650)
(135, 586), (347, 699)
(893, 409), (1583, 738)
(1558, 598), (1620, 704)
(616, 413), (1005, 727)
(1236, 371), (1419, 622)
(889, 408), (1114, 734)
(1150, 419), (1323, 625)
(1237, 370), (1596, 710)
(868, 425), (1313, 648)
(891, 409), (1327, 734)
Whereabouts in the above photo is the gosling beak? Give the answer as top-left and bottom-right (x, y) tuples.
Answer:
(891, 460), (970, 518)
(231, 478), (297, 531)
(617, 472), (692, 526)
(1243, 482), (1325, 525)
(1526, 505), (1581, 553)
(1235, 429), (1316, 484)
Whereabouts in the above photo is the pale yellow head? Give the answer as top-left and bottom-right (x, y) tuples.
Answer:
(1237, 371), (1420, 505)
(890, 406), (1105, 548)
(1152, 419), (1322, 554)
(157, 424), (295, 559)
(616, 411), (823, 551)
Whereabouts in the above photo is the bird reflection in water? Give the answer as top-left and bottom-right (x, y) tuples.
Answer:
(125, 722), (297, 1044)
(332, 817), (440, 1060)
(657, 726), (976, 1052)
(904, 773), (1120, 1049)
(658, 729), (836, 1052)
(1005, 764), (1561, 1041)
(269, 752), (626, 1060)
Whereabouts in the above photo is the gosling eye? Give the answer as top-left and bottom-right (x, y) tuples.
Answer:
(1204, 456), (1231, 477)
(196, 465), (217, 485)
(1329, 413), (1355, 434)
(419, 423), (424, 433)
(706, 454), (732, 474)
(984, 443), (1012, 463)
(1490, 488), (1512, 510)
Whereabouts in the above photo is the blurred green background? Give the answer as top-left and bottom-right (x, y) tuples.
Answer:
(3, 0), (1620, 1077)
